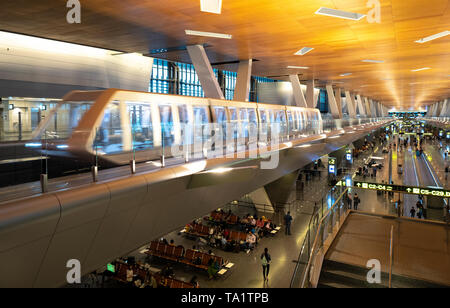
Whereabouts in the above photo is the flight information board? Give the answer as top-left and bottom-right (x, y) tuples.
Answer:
(352, 180), (450, 197)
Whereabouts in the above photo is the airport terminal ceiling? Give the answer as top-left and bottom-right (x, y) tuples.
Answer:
(0, 0), (449, 108)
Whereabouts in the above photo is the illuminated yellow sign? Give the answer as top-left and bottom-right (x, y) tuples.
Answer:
(353, 181), (450, 197)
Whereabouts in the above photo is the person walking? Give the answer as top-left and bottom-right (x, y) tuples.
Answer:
(261, 248), (271, 282)
(346, 192), (352, 209)
(284, 211), (293, 235)
(353, 193), (360, 211)
(410, 206), (416, 218)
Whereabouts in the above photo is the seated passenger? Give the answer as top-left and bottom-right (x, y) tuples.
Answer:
(244, 231), (256, 251)
(169, 239), (175, 246)
(220, 236), (227, 248)
(207, 258), (220, 279)
(256, 218), (264, 228)
(223, 229), (230, 240)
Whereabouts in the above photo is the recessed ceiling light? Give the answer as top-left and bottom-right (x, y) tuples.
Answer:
(415, 31), (450, 43)
(200, 0), (222, 14)
(287, 66), (309, 69)
(362, 59), (384, 63)
(185, 30), (232, 39)
(315, 7), (366, 21)
(411, 67), (431, 72)
(340, 73), (352, 76)
(294, 47), (314, 56)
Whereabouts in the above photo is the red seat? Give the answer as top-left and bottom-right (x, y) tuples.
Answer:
(149, 241), (158, 252)
(156, 243), (166, 256)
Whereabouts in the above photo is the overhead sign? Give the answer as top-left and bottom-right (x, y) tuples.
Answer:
(328, 157), (336, 175)
(353, 180), (450, 197)
(345, 149), (352, 161)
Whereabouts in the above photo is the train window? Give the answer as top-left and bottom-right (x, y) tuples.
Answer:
(95, 102), (123, 154)
(33, 101), (93, 140)
(213, 106), (227, 124)
(275, 110), (287, 135)
(248, 108), (257, 125)
(287, 111), (294, 133)
(268, 109), (275, 124)
(178, 104), (191, 145)
(126, 102), (153, 150)
(297, 111), (303, 130)
(193, 106), (209, 143)
(178, 105), (189, 124)
(259, 109), (267, 124)
(159, 105), (174, 147)
(228, 107), (238, 139)
(239, 108), (249, 138)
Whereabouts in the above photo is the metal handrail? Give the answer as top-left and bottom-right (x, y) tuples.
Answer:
(389, 225), (394, 288)
(300, 187), (349, 288)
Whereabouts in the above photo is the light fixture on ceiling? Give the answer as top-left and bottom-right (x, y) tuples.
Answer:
(415, 31), (450, 43)
(340, 73), (352, 76)
(294, 47), (314, 56)
(411, 67), (431, 72)
(287, 66), (309, 69)
(362, 59), (384, 63)
(185, 30), (232, 39)
(333, 81), (345, 84)
(315, 7), (366, 21)
(200, 0), (222, 14)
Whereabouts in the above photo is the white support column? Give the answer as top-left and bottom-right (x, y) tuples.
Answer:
(432, 103), (439, 117)
(247, 187), (274, 213)
(326, 84), (342, 119)
(186, 45), (224, 99)
(356, 95), (366, 117)
(363, 97), (372, 117)
(334, 88), (343, 118)
(306, 80), (315, 108)
(370, 99), (377, 117)
(439, 100), (446, 117)
(289, 74), (308, 107)
(442, 99), (449, 117)
(305, 80), (316, 108)
(314, 89), (319, 108)
(345, 91), (357, 118)
(234, 59), (253, 102)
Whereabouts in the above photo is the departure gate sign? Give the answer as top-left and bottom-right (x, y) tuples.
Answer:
(353, 180), (450, 197)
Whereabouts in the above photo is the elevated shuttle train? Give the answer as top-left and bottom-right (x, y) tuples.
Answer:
(31, 89), (326, 165)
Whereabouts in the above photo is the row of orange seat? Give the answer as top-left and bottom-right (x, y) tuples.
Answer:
(146, 241), (226, 271)
(113, 260), (195, 288)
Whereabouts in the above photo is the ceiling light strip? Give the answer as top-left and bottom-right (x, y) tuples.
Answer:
(411, 67), (431, 72)
(315, 7), (366, 21)
(294, 47), (314, 56)
(185, 30), (232, 39)
(415, 31), (450, 43)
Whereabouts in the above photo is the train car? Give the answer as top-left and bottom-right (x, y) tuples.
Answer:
(31, 89), (323, 165)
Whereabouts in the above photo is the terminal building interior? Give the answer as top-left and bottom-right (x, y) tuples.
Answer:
(0, 0), (449, 289)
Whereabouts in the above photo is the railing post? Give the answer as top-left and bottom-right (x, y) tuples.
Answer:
(91, 165), (98, 182)
(130, 159), (136, 174)
(40, 173), (48, 193)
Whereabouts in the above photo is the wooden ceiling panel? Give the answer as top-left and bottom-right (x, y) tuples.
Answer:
(0, 0), (448, 108)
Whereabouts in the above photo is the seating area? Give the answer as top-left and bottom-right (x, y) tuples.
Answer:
(111, 259), (195, 288)
(181, 209), (280, 254)
(208, 210), (240, 225)
(145, 240), (233, 276)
